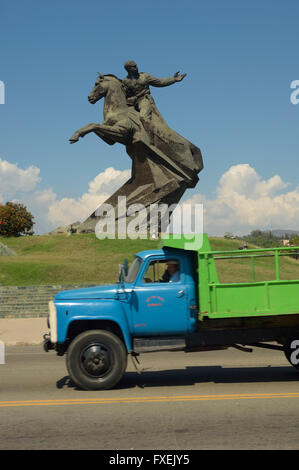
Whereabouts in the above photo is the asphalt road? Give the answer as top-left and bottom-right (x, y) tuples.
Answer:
(0, 344), (299, 450)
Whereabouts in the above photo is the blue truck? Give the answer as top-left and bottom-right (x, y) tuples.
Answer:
(43, 234), (299, 390)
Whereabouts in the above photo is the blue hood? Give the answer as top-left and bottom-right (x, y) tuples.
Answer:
(55, 284), (120, 300)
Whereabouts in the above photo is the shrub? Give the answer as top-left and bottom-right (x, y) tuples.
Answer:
(0, 202), (34, 237)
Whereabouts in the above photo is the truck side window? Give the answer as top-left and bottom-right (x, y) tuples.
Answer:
(143, 260), (180, 283)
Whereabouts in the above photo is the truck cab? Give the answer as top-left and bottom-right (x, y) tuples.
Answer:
(124, 248), (197, 337)
(47, 248), (197, 344)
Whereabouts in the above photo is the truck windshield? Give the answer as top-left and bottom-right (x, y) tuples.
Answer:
(125, 257), (142, 283)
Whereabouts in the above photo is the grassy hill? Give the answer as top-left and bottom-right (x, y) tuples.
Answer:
(0, 234), (298, 286)
(0, 235), (160, 286)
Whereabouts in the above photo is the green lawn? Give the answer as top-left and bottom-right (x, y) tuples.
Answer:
(0, 234), (298, 286)
(0, 234), (160, 286)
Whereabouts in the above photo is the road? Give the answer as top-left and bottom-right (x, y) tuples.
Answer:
(0, 344), (299, 450)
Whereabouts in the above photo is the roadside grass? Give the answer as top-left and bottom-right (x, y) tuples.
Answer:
(0, 234), (298, 286)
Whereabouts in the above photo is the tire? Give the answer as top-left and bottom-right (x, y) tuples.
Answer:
(284, 339), (299, 371)
(66, 329), (127, 390)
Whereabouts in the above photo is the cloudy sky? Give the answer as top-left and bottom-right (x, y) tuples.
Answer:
(1, 0), (298, 235)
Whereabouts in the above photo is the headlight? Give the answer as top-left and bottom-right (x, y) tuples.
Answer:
(48, 301), (57, 343)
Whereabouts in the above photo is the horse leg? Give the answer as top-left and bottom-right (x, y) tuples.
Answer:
(70, 122), (132, 145)
(93, 122), (133, 146)
(69, 123), (98, 143)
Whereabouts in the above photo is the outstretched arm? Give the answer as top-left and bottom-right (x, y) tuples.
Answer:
(147, 71), (187, 88)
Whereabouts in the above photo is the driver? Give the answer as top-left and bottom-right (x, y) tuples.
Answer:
(165, 260), (180, 283)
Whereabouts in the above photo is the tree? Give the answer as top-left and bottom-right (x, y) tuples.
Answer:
(244, 230), (282, 248)
(0, 202), (34, 237)
(290, 235), (299, 246)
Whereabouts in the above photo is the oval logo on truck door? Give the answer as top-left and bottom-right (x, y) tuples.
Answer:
(146, 295), (165, 307)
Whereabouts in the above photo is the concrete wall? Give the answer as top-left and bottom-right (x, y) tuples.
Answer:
(0, 285), (96, 318)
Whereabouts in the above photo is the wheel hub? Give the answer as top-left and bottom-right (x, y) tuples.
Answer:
(80, 344), (112, 377)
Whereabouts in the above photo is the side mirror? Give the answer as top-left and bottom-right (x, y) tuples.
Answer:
(124, 259), (129, 277)
(119, 259), (129, 283)
(118, 264), (125, 283)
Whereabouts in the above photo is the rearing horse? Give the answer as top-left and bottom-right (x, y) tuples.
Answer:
(70, 74), (203, 231)
(70, 74), (141, 146)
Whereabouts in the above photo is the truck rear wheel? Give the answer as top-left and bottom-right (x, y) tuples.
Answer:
(284, 339), (299, 371)
(66, 329), (127, 390)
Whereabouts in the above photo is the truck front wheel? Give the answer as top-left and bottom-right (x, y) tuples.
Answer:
(66, 329), (127, 390)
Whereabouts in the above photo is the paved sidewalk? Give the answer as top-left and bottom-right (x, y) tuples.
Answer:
(0, 318), (47, 345)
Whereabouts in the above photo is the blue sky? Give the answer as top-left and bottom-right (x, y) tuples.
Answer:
(0, 0), (298, 234)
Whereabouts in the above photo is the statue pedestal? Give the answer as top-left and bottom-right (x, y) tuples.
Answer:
(77, 140), (190, 234)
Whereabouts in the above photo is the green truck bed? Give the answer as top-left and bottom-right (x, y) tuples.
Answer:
(163, 234), (299, 320)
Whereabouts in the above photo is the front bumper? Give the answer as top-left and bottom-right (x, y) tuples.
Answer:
(43, 333), (55, 352)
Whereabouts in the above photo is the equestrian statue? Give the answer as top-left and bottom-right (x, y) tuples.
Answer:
(70, 60), (203, 232)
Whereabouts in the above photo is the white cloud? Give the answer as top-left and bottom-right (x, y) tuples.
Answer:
(184, 164), (299, 235)
(0, 158), (40, 197)
(217, 164), (288, 200)
(19, 188), (58, 234)
(47, 167), (131, 227)
(0, 158), (131, 233)
(1, 157), (299, 236)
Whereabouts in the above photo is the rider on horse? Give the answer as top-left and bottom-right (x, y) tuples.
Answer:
(122, 60), (186, 124)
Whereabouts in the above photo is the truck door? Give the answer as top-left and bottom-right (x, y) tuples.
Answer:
(131, 257), (188, 335)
